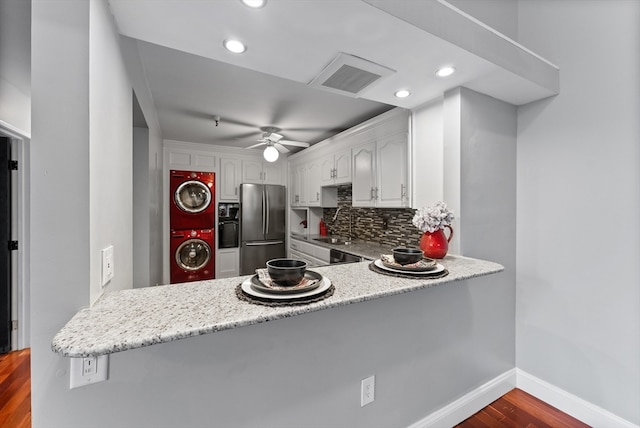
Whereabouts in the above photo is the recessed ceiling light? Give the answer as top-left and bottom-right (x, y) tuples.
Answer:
(241, 0), (266, 8)
(223, 39), (247, 54)
(394, 89), (411, 98)
(435, 66), (456, 77)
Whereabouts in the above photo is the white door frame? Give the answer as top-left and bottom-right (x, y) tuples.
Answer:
(0, 120), (30, 350)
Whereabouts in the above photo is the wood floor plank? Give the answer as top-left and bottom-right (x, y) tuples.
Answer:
(456, 388), (591, 428)
(0, 349), (31, 428)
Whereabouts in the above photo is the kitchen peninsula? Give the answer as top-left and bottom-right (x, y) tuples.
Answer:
(52, 255), (503, 357)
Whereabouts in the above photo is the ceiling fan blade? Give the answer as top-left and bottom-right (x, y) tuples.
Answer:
(279, 140), (310, 148)
(245, 142), (266, 150)
(274, 143), (290, 153)
(269, 133), (284, 142)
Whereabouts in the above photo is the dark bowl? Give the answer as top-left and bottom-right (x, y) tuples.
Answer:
(266, 258), (308, 286)
(392, 248), (424, 265)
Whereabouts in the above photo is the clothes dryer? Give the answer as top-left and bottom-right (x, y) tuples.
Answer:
(170, 229), (215, 284)
(170, 170), (215, 230)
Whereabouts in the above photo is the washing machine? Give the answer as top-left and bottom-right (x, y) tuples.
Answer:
(170, 170), (215, 230)
(170, 229), (215, 283)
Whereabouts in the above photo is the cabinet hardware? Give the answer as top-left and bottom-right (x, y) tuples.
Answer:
(370, 187), (375, 200)
(400, 184), (406, 198)
(375, 187), (379, 200)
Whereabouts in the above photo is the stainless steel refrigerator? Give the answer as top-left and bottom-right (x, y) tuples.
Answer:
(239, 183), (286, 275)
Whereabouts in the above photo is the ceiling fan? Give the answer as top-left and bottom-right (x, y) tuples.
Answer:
(245, 126), (310, 161)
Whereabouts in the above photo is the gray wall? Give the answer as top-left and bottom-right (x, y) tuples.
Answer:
(516, 0), (640, 424)
(121, 36), (164, 289)
(0, 0), (31, 134)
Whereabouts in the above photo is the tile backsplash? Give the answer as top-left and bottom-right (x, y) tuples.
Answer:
(322, 185), (421, 248)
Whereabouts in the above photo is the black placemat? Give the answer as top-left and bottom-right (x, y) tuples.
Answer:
(368, 262), (449, 279)
(236, 283), (335, 307)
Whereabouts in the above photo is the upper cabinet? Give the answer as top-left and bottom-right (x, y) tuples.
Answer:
(219, 157), (241, 201)
(320, 148), (351, 186)
(351, 132), (408, 208)
(241, 160), (283, 185)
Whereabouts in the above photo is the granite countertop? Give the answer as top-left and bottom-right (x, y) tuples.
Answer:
(290, 234), (397, 260)
(52, 255), (504, 358)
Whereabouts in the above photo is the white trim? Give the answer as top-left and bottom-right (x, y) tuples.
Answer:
(516, 369), (639, 428)
(406, 368), (639, 428)
(407, 369), (517, 428)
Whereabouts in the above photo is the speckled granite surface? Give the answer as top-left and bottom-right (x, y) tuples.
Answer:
(52, 255), (503, 357)
(290, 234), (405, 260)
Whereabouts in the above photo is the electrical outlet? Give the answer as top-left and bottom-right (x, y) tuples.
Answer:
(361, 375), (375, 407)
(101, 245), (114, 286)
(70, 355), (109, 389)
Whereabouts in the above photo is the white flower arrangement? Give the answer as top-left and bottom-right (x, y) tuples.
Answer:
(412, 202), (454, 233)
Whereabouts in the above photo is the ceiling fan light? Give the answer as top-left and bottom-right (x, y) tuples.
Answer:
(241, 0), (266, 8)
(263, 145), (279, 162)
(223, 39), (247, 54)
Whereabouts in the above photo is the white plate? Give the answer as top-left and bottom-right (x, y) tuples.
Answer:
(241, 275), (332, 301)
(374, 259), (445, 275)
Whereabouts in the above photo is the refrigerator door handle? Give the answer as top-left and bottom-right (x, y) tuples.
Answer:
(245, 241), (284, 246)
(261, 189), (267, 236)
(265, 189), (270, 236)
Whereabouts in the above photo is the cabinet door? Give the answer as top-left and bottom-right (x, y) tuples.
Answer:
(289, 167), (298, 207)
(242, 160), (264, 184)
(352, 142), (376, 207)
(307, 161), (321, 206)
(297, 164), (308, 206)
(319, 155), (335, 186)
(376, 132), (408, 207)
(262, 162), (282, 185)
(219, 158), (241, 201)
(217, 248), (239, 278)
(333, 148), (352, 184)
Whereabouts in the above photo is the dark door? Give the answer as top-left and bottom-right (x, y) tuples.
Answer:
(0, 137), (11, 353)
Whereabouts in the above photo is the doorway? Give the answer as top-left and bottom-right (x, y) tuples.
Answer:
(0, 125), (29, 353)
(0, 136), (11, 353)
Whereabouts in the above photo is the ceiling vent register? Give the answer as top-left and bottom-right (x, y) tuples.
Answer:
(309, 53), (395, 97)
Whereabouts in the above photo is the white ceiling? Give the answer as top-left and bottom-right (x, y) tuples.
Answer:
(108, 0), (556, 151)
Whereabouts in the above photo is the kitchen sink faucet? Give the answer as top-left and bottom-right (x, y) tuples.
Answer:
(332, 206), (342, 222)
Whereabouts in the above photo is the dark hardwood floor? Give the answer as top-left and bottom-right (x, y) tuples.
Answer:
(0, 349), (589, 428)
(0, 348), (31, 428)
(455, 388), (591, 428)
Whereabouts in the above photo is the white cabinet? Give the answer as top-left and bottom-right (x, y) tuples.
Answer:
(219, 157), (241, 201)
(320, 148), (351, 186)
(289, 161), (337, 208)
(352, 132), (409, 208)
(376, 132), (408, 207)
(289, 239), (330, 267)
(352, 142), (377, 207)
(291, 163), (307, 207)
(242, 160), (282, 185)
(306, 160), (321, 206)
(217, 248), (239, 278)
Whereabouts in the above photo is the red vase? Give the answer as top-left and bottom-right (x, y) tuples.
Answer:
(419, 226), (453, 259)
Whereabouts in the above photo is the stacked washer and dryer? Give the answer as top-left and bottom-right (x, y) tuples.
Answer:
(169, 170), (215, 284)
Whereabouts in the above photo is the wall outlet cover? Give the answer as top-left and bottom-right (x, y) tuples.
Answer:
(101, 245), (114, 286)
(70, 355), (109, 389)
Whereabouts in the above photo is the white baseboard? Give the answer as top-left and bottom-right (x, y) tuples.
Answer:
(516, 369), (639, 428)
(407, 368), (639, 428)
(407, 369), (517, 428)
